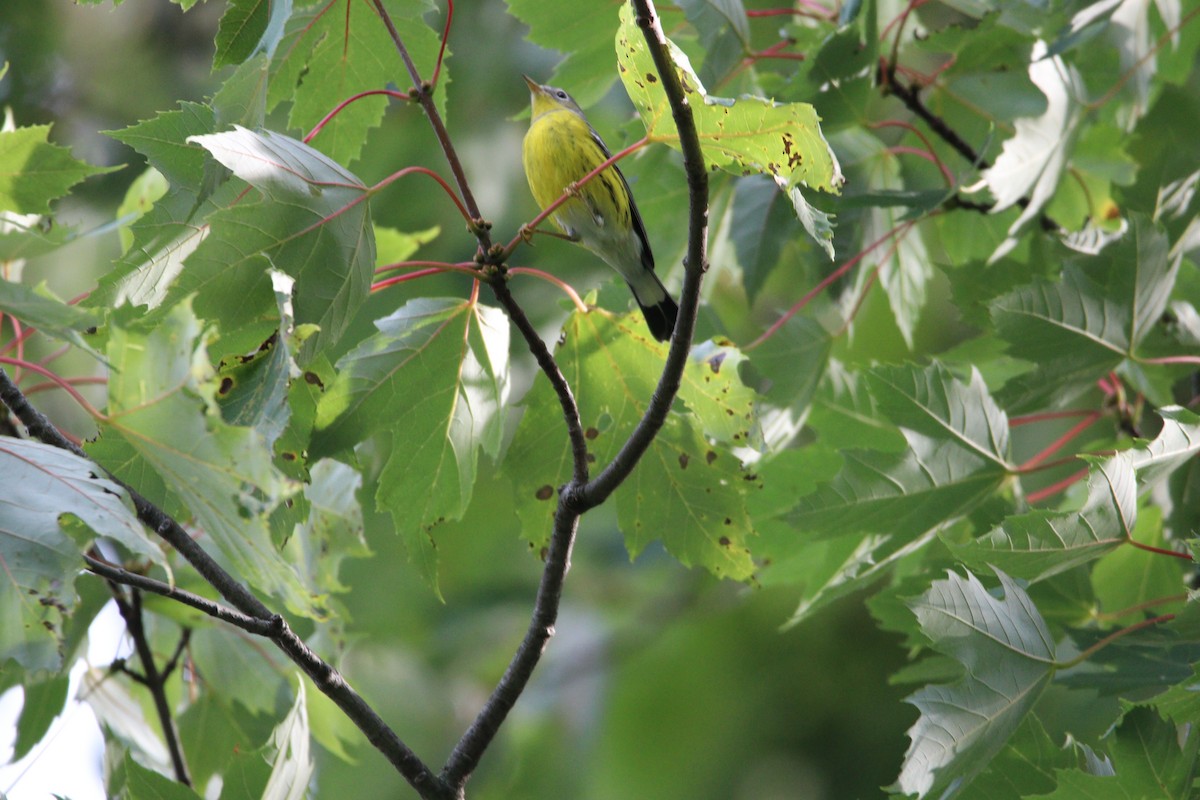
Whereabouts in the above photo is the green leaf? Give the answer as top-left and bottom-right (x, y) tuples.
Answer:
(1090, 506), (1187, 618)
(269, 0), (445, 165)
(177, 692), (274, 790)
(957, 714), (1072, 800)
(740, 315), (831, 453)
(1130, 405), (1200, 489)
(12, 673), (69, 762)
(678, 0), (749, 87)
(868, 363), (1011, 469)
(807, 358), (909, 454)
(1029, 709), (1198, 800)
(313, 298), (509, 590)
(991, 267), (1129, 410)
(0, 279), (101, 352)
(785, 430), (1008, 541)
(787, 364), (1012, 542)
(506, 0), (624, 108)
(1146, 661), (1200, 727)
(284, 459), (368, 596)
(730, 175), (804, 298)
(0, 437), (163, 671)
(990, 216), (1180, 412)
(188, 625), (287, 716)
(896, 569), (1057, 799)
(954, 454), (1135, 582)
(184, 126), (374, 363)
(504, 308), (756, 579)
(373, 224), (440, 267)
(834, 129), (931, 348)
(679, 339), (759, 446)
(106, 103), (216, 191)
(0, 124), (116, 214)
(214, 0), (270, 69)
(88, 302), (316, 616)
(115, 167), (170, 253)
(121, 751), (204, 800)
(215, 267), (298, 450)
(616, 4), (843, 195)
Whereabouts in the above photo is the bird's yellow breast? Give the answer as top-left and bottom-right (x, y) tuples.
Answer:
(523, 109), (629, 238)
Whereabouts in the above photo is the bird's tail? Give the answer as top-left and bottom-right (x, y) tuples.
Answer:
(628, 270), (678, 342)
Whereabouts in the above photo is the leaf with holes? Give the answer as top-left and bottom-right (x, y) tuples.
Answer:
(503, 308), (756, 579)
(616, 4), (842, 195)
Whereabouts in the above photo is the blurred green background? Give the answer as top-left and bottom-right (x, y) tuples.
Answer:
(0, 1), (913, 797)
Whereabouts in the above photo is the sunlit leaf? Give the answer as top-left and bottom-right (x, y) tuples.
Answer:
(504, 308), (756, 579)
(616, 4), (843, 196)
(185, 126), (374, 363)
(0, 124), (117, 215)
(262, 679), (314, 800)
(981, 40), (1083, 261)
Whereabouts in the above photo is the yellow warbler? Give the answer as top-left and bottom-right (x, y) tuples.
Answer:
(521, 75), (677, 342)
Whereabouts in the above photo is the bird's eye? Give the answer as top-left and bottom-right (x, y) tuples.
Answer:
(556, 90), (568, 100)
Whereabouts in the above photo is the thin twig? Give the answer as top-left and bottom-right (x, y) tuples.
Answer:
(109, 585), (193, 786)
(84, 555), (276, 636)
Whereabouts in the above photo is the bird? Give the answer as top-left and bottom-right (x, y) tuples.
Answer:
(521, 75), (678, 342)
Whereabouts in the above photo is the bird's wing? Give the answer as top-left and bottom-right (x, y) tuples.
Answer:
(587, 125), (655, 272)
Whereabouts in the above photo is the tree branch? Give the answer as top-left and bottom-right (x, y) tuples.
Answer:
(441, 497), (580, 787)
(582, 0), (709, 508)
(445, 2), (710, 785)
(84, 554), (278, 636)
(487, 278), (589, 483)
(109, 584), (193, 786)
(0, 366), (451, 800)
(370, 0), (489, 246)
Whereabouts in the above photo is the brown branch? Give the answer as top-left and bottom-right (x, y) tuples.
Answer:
(109, 585), (193, 785)
(582, 0), (709, 507)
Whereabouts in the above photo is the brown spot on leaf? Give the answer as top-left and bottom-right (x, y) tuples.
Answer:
(535, 485), (554, 501)
(646, 72), (658, 83)
(218, 377), (234, 396)
(679, 453), (689, 469)
(304, 371), (324, 388)
(719, 536), (731, 546)
(281, 451), (297, 461)
(706, 451), (717, 465)
(708, 352), (726, 373)
(585, 427), (599, 440)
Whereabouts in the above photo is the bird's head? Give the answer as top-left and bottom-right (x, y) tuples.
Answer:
(524, 75), (585, 122)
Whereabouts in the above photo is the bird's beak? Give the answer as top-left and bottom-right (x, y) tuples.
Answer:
(523, 75), (543, 95)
